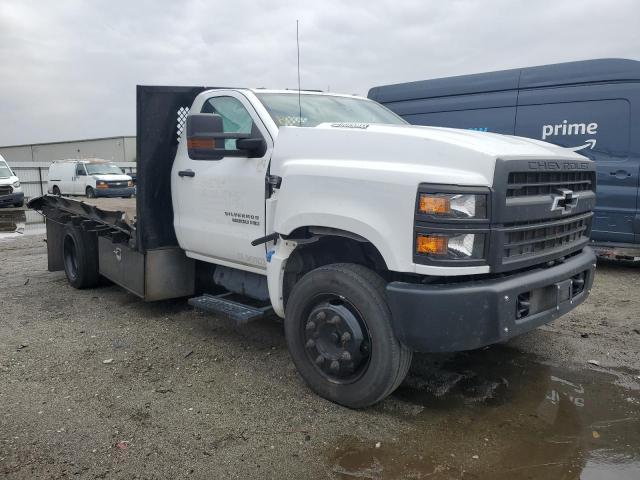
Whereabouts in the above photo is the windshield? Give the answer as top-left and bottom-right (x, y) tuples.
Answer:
(85, 163), (123, 175)
(255, 93), (407, 128)
(0, 162), (12, 178)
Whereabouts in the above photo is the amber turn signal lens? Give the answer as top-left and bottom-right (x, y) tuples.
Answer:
(187, 138), (216, 149)
(419, 195), (450, 215)
(416, 235), (448, 255)
(127, 180), (133, 187)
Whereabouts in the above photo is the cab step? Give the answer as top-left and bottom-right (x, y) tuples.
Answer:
(188, 293), (273, 324)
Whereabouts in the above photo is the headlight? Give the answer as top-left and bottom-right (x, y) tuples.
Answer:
(96, 181), (108, 188)
(13, 181), (20, 188)
(416, 232), (486, 259)
(418, 193), (487, 219)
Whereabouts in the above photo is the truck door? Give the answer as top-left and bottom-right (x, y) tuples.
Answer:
(171, 92), (274, 273)
(515, 88), (639, 245)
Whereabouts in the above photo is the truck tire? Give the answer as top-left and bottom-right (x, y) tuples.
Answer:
(13, 200), (24, 208)
(52, 185), (61, 195)
(62, 224), (99, 289)
(284, 263), (412, 408)
(86, 187), (96, 198)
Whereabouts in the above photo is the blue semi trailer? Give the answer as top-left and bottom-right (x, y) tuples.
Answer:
(369, 58), (640, 259)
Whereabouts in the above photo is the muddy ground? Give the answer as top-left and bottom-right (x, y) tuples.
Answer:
(0, 225), (639, 479)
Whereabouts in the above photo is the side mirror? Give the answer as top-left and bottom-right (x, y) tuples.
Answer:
(236, 137), (267, 158)
(186, 114), (265, 160)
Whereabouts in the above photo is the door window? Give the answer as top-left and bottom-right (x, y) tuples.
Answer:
(202, 96), (256, 150)
(76, 164), (87, 176)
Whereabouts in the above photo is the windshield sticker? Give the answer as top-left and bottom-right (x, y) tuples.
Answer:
(277, 116), (308, 126)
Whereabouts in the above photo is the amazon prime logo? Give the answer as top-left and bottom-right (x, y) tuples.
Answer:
(551, 188), (579, 214)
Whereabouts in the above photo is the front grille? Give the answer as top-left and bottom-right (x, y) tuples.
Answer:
(106, 181), (129, 188)
(503, 213), (592, 260)
(0, 185), (13, 195)
(507, 171), (595, 198)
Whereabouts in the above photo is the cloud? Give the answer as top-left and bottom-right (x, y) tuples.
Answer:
(0, 0), (638, 144)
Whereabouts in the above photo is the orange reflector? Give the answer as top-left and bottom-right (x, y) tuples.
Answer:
(419, 195), (450, 215)
(96, 183), (108, 189)
(416, 235), (448, 255)
(187, 138), (216, 149)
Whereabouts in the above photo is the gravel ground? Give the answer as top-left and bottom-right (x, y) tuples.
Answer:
(1, 234), (638, 479)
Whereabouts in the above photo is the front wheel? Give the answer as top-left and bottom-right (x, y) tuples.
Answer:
(13, 200), (24, 208)
(284, 263), (412, 408)
(86, 187), (96, 198)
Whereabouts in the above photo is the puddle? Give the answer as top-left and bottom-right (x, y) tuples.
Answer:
(0, 209), (45, 239)
(328, 346), (639, 479)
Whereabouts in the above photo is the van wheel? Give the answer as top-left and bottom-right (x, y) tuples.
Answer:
(52, 186), (60, 195)
(13, 200), (24, 208)
(284, 263), (412, 408)
(86, 187), (96, 198)
(62, 224), (99, 289)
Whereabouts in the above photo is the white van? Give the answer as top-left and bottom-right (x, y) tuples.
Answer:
(48, 159), (135, 198)
(0, 154), (24, 208)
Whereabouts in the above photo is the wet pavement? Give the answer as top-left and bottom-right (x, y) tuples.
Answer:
(0, 208), (45, 239)
(329, 346), (639, 479)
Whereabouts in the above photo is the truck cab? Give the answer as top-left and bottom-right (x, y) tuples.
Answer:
(31, 86), (598, 408)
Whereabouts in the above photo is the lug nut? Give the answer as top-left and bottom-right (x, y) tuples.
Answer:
(340, 351), (352, 361)
(315, 355), (325, 365)
(316, 311), (326, 321)
(341, 332), (352, 343)
(329, 360), (340, 372)
(305, 321), (316, 332)
(305, 339), (315, 349)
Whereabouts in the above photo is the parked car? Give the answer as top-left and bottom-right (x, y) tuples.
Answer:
(48, 159), (135, 198)
(0, 154), (24, 208)
(369, 58), (640, 260)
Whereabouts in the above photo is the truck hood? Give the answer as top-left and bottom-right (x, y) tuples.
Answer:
(271, 123), (587, 186)
(92, 174), (131, 182)
(0, 175), (19, 186)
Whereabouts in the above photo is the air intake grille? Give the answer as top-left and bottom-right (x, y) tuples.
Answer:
(0, 185), (13, 196)
(503, 213), (591, 260)
(507, 171), (595, 198)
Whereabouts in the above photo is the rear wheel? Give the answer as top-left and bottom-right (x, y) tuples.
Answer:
(62, 224), (99, 289)
(284, 263), (412, 408)
(86, 187), (96, 198)
(52, 185), (60, 195)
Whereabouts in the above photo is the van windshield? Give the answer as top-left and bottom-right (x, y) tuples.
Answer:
(255, 93), (407, 128)
(0, 162), (12, 178)
(85, 163), (123, 175)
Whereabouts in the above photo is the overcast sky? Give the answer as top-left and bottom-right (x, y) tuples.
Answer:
(1, 0), (638, 145)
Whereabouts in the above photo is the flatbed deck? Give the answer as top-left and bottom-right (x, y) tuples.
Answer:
(82, 197), (137, 222)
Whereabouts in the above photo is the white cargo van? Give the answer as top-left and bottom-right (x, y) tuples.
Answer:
(0, 154), (24, 208)
(48, 159), (135, 198)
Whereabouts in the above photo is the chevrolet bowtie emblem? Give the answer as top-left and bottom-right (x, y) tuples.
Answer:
(551, 188), (579, 214)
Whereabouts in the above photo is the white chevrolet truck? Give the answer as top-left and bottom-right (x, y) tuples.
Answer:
(30, 86), (597, 408)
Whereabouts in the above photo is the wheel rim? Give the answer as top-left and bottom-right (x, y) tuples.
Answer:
(302, 296), (371, 384)
(63, 235), (78, 281)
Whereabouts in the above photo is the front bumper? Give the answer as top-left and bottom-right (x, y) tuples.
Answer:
(0, 191), (24, 207)
(386, 247), (596, 352)
(94, 187), (135, 198)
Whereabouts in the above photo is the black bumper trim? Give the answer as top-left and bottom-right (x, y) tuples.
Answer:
(386, 247), (596, 353)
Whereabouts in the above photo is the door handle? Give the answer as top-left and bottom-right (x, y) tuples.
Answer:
(178, 170), (195, 178)
(609, 170), (631, 179)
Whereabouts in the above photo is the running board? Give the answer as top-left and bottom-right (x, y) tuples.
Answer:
(188, 293), (273, 324)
